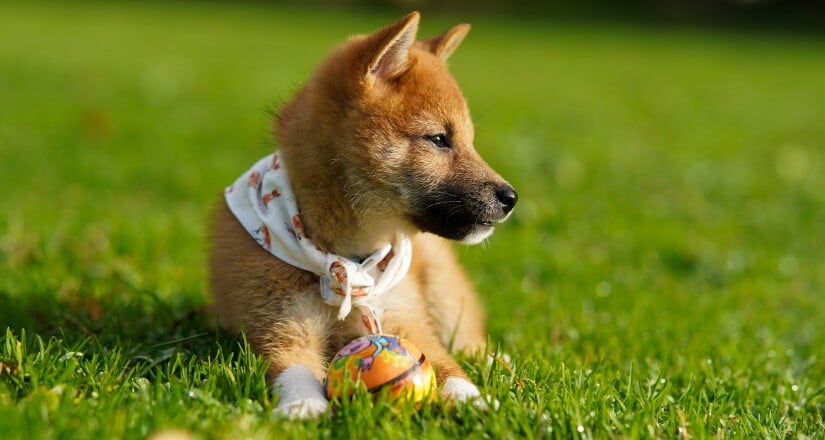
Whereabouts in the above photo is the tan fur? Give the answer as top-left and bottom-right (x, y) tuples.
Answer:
(209, 12), (514, 392)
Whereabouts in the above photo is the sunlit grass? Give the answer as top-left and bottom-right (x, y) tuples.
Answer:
(1, 1), (824, 438)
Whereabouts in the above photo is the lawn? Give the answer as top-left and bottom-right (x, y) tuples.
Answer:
(1, 2), (824, 438)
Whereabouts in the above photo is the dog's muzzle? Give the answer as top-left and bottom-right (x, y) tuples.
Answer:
(410, 182), (518, 242)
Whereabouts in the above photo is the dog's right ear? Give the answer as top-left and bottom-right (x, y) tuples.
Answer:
(364, 12), (420, 86)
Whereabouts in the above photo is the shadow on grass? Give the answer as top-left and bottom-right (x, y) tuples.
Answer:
(3, 288), (213, 342)
(0, 287), (249, 385)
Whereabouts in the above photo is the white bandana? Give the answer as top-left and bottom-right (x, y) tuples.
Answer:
(224, 152), (412, 335)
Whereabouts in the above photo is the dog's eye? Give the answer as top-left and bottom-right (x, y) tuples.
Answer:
(425, 134), (451, 149)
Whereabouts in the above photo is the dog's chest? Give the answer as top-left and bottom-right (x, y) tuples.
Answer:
(328, 273), (421, 340)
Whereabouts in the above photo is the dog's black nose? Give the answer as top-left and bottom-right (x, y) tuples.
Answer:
(495, 185), (518, 215)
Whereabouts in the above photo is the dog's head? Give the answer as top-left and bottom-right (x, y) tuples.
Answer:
(278, 12), (516, 245)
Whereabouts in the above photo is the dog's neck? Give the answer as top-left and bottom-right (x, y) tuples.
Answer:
(224, 150), (413, 335)
(280, 149), (408, 259)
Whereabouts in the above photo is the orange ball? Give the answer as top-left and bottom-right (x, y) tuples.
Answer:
(324, 334), (436, 404)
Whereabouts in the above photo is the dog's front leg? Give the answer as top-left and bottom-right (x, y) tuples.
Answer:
(429, 342), (498, 410)
(264, 302), (332, 420)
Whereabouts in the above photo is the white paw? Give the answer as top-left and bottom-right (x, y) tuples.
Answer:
(441, 377), (500, 411)
(470, 393), (500, 411)
(273, 396), (329, 420)
(271, 365), (329, 420)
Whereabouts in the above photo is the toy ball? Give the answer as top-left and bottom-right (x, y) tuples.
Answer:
(324, 334), (436, 404)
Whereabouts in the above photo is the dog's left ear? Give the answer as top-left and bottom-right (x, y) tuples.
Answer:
(419, 23), (471, 61)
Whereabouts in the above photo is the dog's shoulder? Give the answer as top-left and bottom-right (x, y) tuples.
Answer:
(209, 200), (319, 329)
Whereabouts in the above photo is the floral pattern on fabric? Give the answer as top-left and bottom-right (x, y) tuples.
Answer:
(224, 152), (412, 335)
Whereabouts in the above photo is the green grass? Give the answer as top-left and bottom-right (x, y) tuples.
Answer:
(2, 2), (825, 438)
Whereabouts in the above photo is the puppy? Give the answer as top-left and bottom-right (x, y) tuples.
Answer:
(209, 12), (517, 419)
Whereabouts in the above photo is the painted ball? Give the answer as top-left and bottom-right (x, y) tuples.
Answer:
(324, 334), (436, 404)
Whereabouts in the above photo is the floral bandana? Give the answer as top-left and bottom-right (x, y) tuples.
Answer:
(224, 152), (412, 335)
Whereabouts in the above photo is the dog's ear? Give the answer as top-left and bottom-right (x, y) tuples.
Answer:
(419, 23), (471, 61)
(365, 11), (420, 84)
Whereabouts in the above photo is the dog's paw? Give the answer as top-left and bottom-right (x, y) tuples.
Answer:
(273, 396), (329, 420)
(441, 377), (500, 411)
(271, 365), (329, 420)
(471, 394), (501, 411)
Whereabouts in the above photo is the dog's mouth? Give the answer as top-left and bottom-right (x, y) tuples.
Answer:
(408, 185), (515, 244)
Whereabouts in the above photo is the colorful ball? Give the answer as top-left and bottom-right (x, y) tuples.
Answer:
(324, 334), (436, 404)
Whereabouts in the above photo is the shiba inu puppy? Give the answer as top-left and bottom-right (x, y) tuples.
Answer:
(209, 11), (517, 419)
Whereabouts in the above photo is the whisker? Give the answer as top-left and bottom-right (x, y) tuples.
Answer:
(422, 199), (463, 210)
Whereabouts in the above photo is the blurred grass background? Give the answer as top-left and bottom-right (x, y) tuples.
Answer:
(1, 1), (824, 437)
